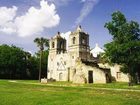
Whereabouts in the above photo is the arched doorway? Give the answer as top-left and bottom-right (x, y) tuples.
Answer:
(59, 73), (63, 81)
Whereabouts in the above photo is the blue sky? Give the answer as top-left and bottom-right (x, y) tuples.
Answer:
(0, 0), (140, 54)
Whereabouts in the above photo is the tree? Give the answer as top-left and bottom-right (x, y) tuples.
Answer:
(0, 45), (26, 79)
(35, 50), (49, 78)
(104, 11), (140, 84)
(26, 55), (39, 79)
(0, 44), (42, 80)
(34, 37), (49, 82)
(40, 50), (49, 78)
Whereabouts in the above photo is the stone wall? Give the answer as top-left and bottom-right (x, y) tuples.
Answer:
(48, 52), (69, 81)
(98, 63), (129, 82)
(110, 65), (129, 82)
(72, 60), (107, 84)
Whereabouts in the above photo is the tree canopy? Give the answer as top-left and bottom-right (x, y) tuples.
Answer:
(0, 44), (42, 79)
(0, 45), (27, 79)
(34, 37), (49, 51)
(104, 11), (140, 83)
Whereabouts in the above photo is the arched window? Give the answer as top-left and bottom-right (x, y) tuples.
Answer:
(60, 41), (63, 49)
(82, 37), (86, 44)
(73, 37), (76, 44)
(52, 42), (55, 48)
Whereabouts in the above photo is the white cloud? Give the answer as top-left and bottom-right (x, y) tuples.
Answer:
(15, 0), (60, 37)
(60, 31), (71, 50)
(0, 0), (60, 37)
(0, 6), (17, 34)
(0, 27), (16, 34)
(75, 0), (100, 25)
(81, 0), (86, 2)
(47, 0), (73, 7)
(0, 6), (17, 26)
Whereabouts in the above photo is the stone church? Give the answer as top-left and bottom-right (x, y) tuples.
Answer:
(47, 26), (113, 84)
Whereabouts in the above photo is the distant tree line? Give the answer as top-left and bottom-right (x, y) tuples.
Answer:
(0, 44), (48, 80)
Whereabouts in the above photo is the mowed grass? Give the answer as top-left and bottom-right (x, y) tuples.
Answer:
(0, 80), (140, 105)
(85, 82), (140, 90)
(46, 81), (140, 90)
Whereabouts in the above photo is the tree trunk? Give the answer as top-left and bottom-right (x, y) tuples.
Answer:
(128, 66), (133, 86)
(128, 68), (137, 86)
(138, 70), (140, 84)
(39, 50), (42, 82)
(128, 73), (133, 86)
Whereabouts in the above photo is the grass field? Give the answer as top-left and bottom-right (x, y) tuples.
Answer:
(0, 80), (140, 105)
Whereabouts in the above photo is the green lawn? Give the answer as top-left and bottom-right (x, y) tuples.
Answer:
(0, 80), (140, 105)
(46, 81), (140, 90)
(85, 82), (140, 90)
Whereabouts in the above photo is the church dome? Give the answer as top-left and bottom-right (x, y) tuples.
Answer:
(90, 43), (105, 57)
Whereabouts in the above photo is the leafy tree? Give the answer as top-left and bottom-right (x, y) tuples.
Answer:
(0, 44), (44, 80)
(34, 37), (49, 82)
(41, 50), (49, 78)
(104, 11), (140, 84)
(0, 45), (26, 79)
(26, 55), (39, 79)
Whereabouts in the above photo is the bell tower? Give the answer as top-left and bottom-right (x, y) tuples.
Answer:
(48, 32), (66, 79)
(49, 32), (66, 55)
(68, 26), (90, 61)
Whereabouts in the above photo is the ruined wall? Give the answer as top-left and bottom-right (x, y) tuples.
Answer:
(72, 60), (107, 84)
(98, 63), (129, 82)
(110, 65), (129, 82)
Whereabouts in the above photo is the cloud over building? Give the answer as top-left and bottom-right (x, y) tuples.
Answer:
(0, 0), (60, 37)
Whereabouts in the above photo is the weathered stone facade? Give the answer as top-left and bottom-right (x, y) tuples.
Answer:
(98, 63), (129, 82)
(47, 26), (110, 84)
(90, 43), (129, 82)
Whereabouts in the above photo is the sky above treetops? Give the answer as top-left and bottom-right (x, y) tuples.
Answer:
(0, 0), (140, 54)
